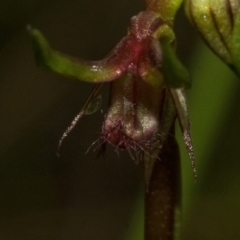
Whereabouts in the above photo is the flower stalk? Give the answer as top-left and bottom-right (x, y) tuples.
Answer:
(145, 127), (181, 240)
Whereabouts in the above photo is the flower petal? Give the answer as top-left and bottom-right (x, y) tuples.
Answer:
(28, 26), (131, 83)
(161, 38), (191, 88)
(169, 88), (197, 179)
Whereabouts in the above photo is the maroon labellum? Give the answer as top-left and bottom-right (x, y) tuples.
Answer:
(102, 75), (164, 151)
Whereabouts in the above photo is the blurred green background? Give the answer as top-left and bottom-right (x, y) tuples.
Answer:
(0, 0), (240, 239)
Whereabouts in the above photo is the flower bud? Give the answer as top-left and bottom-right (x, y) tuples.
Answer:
(185, 0), (240, 76)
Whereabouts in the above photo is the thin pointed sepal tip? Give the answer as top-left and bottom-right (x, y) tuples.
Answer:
(56, 149), (61, 158)
(26, 25), (38, 36)
(56, 139), (64, 157)
(56, 148), (61, 158)
(189, 151), (197, 181)
(193, 167), (197, 182)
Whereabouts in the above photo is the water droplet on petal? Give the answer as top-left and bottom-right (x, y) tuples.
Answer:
(84, 94), (102, 115)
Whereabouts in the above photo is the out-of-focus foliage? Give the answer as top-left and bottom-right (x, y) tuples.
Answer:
(0, 1), (240, 240)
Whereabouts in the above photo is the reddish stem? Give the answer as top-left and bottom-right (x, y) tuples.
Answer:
(145, 127), (181, 240)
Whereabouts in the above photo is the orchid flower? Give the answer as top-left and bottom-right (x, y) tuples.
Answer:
(28, 2), (196, 184)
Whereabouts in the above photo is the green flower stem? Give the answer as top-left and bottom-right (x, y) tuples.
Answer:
(145, 0), (183, 23)
(145, 127), (181, 240)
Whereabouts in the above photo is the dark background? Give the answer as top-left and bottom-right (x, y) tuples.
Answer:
(0, 0), (240, 239)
